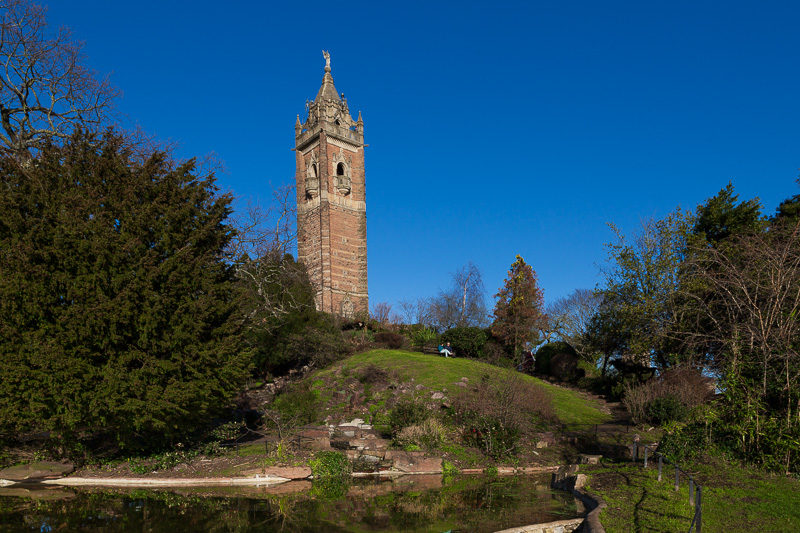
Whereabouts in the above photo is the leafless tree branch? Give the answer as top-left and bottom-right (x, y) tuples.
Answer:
(227, 185), (310, 332)
(0, 0), (121, 161)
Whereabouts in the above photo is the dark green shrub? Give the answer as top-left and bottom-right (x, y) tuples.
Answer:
(534, 341), (578, 375)
(550, 351), (582, 381)
(374, 332), (406, 349)
(345, 327), (376, 349)
(460, 411), (521, 459)
(389, 399), (431, 436)
(658, 419), (712, 461)
(269, 383), (323, 426)
(410, 327), (438, 351)
(285, 324), (350, 369)
(309, 450), (351, 499)
(577, 373), (624, 399)
(440, 327), (488, 358)
(645, 395), (688, 425)
(309, 450), (351, 479)
(659, 404), (800, 473)
(610, 374), (640, 401)
(577, 359), (600, 378)
(245, 255), (319, 376)
(482, 339), (515, 368)
(250, 292), (350, 376)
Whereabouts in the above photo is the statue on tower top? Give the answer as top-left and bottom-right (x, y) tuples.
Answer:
(322, 50), (331, 70)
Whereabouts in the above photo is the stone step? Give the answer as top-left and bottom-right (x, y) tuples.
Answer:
(331, 435), (391, 452)
(346, 450), (442, 474)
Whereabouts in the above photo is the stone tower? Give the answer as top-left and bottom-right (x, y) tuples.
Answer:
(294, 51), (368, 318)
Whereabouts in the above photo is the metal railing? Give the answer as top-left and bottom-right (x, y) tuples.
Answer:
(633, 441), (702, 533)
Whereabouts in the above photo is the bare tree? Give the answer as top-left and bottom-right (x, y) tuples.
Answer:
(227, 184), (296, 261)
(370, 301), (392, 324)
(681, 219), (800, 472)
(397, 297), (433, 326)
(228, 185), (309, 332)
(684, 219), (800, 395)
(545, 288), (603, 359)
(0, 0), (121, 161)
(430, 262), (489, 330)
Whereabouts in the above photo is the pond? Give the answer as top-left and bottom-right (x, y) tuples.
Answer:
(0, 474), (583, 532)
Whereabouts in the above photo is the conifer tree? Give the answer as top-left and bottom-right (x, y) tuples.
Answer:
(0, 133), (249, 453)
(491, 255), (546, 357)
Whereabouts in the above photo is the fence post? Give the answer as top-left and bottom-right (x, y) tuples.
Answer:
(658, 455), (662, 481)
(675, 466), (680, 492)
(638, 444), (701, 533)
(696, 486), (702, 533)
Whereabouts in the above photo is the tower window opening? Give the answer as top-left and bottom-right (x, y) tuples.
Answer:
(337, 163), (345, 176)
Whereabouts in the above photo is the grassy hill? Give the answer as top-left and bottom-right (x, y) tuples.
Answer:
(311, 349), (610, 427)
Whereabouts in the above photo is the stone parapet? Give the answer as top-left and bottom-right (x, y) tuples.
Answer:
(551, 465), (607, 533)
(493, 518), (584, 533)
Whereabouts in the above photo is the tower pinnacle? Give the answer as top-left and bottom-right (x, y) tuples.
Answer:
(322, 50), (331, 72)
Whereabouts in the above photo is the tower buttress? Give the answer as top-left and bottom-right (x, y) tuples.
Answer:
(295, 51), (368, 318)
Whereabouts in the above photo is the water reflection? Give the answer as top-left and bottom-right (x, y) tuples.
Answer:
(0, 475), (582, 532)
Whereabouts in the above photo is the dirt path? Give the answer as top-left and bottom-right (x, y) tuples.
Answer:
(542, 381), (638, 461)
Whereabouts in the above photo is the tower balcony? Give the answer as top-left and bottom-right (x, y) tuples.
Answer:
(296, 122), (364, 149)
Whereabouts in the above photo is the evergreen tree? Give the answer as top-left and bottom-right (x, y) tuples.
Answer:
(693, 181), (764, 244)
(773, 178), (800, 221)
(491, 255), (546, 357)
(0, 133), (249, 454)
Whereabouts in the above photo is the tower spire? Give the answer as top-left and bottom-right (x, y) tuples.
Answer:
(315, 50), (339, 103)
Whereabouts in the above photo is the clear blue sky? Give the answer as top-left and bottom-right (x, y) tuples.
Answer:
(46, 0), (799, 312)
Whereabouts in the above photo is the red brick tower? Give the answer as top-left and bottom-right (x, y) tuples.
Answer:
(294, 52), (368, 318)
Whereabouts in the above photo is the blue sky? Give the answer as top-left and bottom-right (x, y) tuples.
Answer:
(46, 0), (799, 313)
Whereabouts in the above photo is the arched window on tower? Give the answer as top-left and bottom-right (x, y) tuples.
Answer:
(335, 161), (351, 195)
(305, 159), (319, 198)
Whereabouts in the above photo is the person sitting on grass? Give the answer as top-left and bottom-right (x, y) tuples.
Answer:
(439, 342), (454, 358)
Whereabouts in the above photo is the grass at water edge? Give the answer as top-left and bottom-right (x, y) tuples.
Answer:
(583, 458), (800, 533)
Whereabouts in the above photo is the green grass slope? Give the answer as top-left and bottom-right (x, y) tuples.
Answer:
(317, 349), (609, 426)
(585, 458), (800, 532)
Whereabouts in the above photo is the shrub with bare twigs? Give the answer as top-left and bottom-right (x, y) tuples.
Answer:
(451, 371), (554, 458)
(374, 332), (406, 350)
(623, 366), (714, 425)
